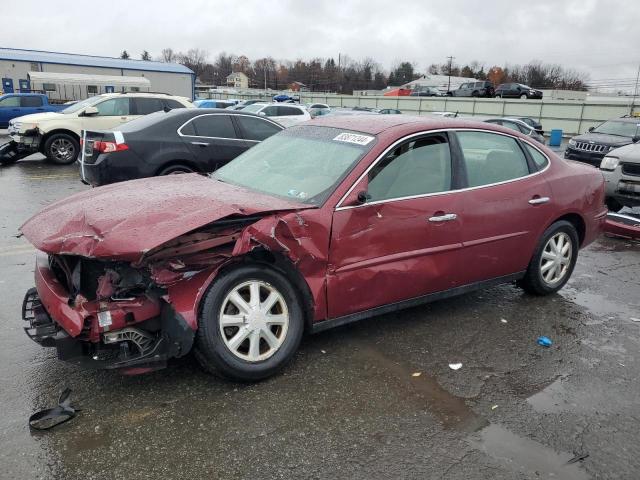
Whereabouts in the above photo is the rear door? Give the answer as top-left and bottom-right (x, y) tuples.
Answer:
(179, 114), (250, 171)
(234, 114), (283, 142)
(132, 97), (165, 118)
(453, 130), (553, 284)
(328, 131), (467, 318)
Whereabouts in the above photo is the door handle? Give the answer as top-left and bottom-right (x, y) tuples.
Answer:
(428, 213), (457, 222)
(528, 196), (550, 205)
(191, 141), (209, 147)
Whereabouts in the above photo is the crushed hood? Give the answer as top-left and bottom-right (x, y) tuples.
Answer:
(21, 174), (308, 261)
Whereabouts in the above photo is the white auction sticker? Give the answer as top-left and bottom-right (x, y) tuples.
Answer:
(333, 132), (375, 145)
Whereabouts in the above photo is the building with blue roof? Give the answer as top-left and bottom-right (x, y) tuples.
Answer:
(0, 47), (195, 100)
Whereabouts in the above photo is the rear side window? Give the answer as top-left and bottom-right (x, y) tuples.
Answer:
(134, 98), (164, 115)
(367, 133), (452, 202)
(524, 143), (549, 170)
(262, 105), (279, 116)
(188, 115), (237, 138)
(277, 106), (302, 116)
(164, 99), (186, 110)
(457, 131), (530, 187)
(21, 96), (43, 107)
(236, 115), (281, 141)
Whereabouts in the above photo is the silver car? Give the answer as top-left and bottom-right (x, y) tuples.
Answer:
(483, 118), (546, 145)
(600, 143), (640, 211)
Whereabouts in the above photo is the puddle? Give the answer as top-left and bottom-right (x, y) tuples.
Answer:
(526, 378), (574, 413)
(469, 424), (589, 480)
(560, 287), (638, 320)
(355, 346), (488, 432)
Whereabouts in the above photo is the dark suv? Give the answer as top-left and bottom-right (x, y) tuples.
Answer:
(447, 81), (494, 98)
(565, 116), (640, 166)
(495, 83), (543, 99)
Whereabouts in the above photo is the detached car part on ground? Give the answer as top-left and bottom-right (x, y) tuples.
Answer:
(20, 116), (606, 381)
(1, 93), (192, 166)
(79, 108), (283, 186)
(565, 116), (640, 167)
(599, 143), (640, 211)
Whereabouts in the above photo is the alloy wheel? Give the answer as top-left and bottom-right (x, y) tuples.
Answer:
(540, 232), (572, 285)
(50, 138), (75, 162)
(219, 280), (289, 362)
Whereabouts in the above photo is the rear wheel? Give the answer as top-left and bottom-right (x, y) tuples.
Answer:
(158, 163), (195, 175)
(494, 94), (501, 99)
(518, 220), (579, 295)
(194, 265), (305, 381)
(606, 197), (623, 212)
(44, 134), (79, 165)
(520, 93), (528, 99)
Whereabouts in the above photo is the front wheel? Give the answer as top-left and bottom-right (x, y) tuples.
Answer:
(520, 93), (528, 99)
(44, 134), (80, 165)
(494, 94), (501, 99)
(194, 265), (305, 381)
(158, 163), (195, 175)
(518, 220), (579, 295)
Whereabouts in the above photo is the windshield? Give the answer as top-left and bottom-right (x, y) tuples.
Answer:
(61, 96), (103, 114)
(242, 104), (266, 113)
(593, 120), (639, 137)
(213, 125), (376, 205)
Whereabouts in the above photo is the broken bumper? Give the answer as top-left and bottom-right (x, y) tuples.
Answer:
(23, 253), (169, 372)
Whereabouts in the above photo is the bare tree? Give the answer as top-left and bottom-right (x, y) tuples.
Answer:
(160, 48), (175, 63)
(178, 48), (209, 79)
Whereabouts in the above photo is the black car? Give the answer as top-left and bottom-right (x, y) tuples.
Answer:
(79, 109), (284, 186)
(410, 87), (441, 97)
(494, 83), (543, 99)
(564, 116), (640, 167)
(446, 81), (494, 98)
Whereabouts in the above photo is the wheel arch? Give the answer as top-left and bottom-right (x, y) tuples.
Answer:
(40, 129), (80, 151)
(156, 159), (201, 175)
(549, 212), (586, 246)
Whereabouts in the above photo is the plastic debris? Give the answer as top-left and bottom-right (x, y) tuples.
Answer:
(411, 372), (422, 377)
(491, 405), (499, 410)
(449, 363), (463, 370)
(567, 453), (589, 464)
(29, 388), (78, 431)
(500, 318), (508, 324)
(537, 336), (553, 347)
(631, 317), (640, 323)
(321, 350), (326, 354)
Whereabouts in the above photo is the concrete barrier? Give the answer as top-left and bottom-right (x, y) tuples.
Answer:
(208, 92), (638, 136)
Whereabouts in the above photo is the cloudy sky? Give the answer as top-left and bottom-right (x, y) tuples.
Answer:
(3, 0), (640, 87)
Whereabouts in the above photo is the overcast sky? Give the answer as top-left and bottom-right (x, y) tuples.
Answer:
(3, 0), (640, 85)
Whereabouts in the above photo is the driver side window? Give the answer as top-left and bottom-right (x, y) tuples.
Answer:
(367, 134), (452, 202)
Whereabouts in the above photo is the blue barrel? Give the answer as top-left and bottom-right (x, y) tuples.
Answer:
(549, 129), (563, 147)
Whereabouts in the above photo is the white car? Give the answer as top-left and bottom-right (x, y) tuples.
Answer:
(241, 103), (311, 127)
(7, 93), (193, 164)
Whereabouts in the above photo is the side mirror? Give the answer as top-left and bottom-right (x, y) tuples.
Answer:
(588, 126), (594, 132)
(633, 135), (640, 143)
(83, 106), (99, 116)
(258, 111), (266, 116)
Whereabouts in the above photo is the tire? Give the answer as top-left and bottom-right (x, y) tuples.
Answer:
(194, 264), (305, 381)
(494, 94), (501, 99)
(518, 220), (579, 296)
(471, 91), (479, 97)
(44, 133), (80, 165)
(158, 163), (195, 175)
(520, 93), (528, 99)
(606, 198), (623, 212)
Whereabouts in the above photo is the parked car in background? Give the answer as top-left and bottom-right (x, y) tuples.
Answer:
(0, 93), (66, 128)
(599, 143), (640, 211)
(20, 115), (606, 380)
(447, 81), (494, 98)
(3, 93), (192, 165)
(79, 108), (283, 186)
(194, 99), (236, 109)
(410, 87), (441, 97)
(307, 103), (331, 117)
(515, 117), (544, 134)
(428, 111), (458, 118)
(483, 118), (545, 144)
(494, 83), (543, 99)
(242, 103), (311, 127)
(376, 108), (402, 114)
(228, 99), (267, 111)
(565, 116), (640, 166)
(273, 94), (298, 103)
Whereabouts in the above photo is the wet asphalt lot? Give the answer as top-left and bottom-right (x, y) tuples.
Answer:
(1, 139), (640, 480)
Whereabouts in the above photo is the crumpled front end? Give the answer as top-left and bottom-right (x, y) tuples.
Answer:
(22, 209), (328, 374)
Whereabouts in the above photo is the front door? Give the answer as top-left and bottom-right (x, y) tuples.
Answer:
(85, 97), (135, 131)
(327, 132), (466, 319)
(180, 114), (251, 171)
(453, 130), (554, 285)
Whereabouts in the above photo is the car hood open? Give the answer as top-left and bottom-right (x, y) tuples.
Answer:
(21, 174), (308, 261)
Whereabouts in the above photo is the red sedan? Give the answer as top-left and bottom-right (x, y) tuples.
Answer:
(20, 116), (607, 380)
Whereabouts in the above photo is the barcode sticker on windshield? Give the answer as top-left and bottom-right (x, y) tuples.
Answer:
(333, 133), (375, 145)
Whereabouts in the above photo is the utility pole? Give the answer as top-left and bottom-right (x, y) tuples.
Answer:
(632, 61), (640, 115)
(446, 56), (455, 92)
(264, 64), (267, 92)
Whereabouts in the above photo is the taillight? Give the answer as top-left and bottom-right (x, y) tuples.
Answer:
(94, 141), (129, 153)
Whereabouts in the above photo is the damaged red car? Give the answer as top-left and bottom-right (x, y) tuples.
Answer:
(20, 116), (607, 381)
